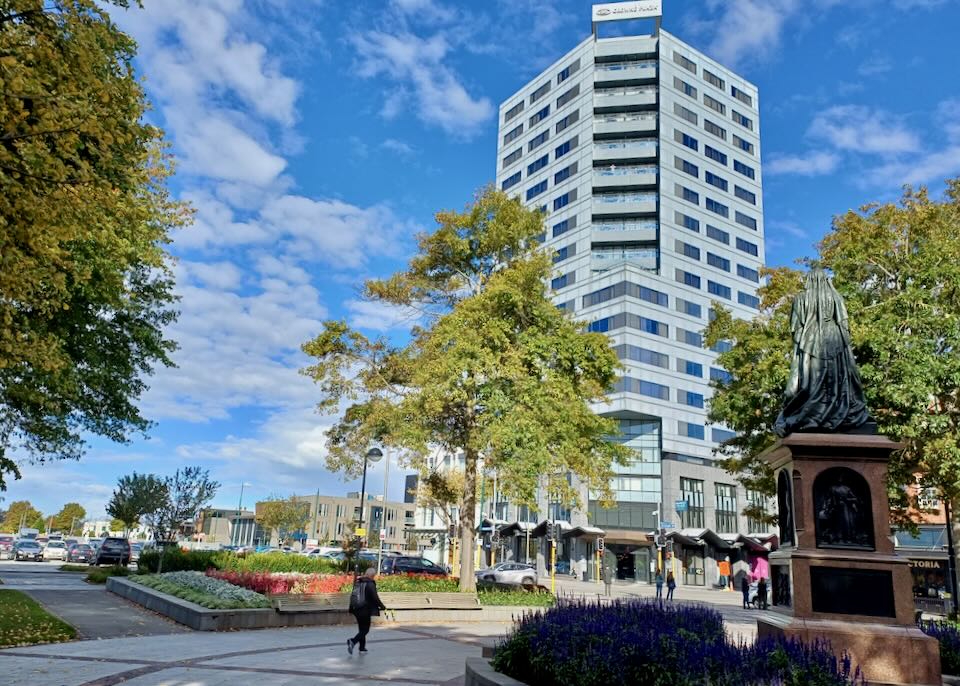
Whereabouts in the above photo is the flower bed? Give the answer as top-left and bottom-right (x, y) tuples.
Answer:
(132, 572), (271, 609)
(493, 598), (864, 686)
(920, 619), (960, 675)
(205, 570), (459, 595)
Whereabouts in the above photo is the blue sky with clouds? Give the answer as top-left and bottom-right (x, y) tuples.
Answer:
(6, 0), (960, 520)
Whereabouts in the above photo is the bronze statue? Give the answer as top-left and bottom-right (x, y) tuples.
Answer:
(814, 468), (874, 549)
(774, 269), (870, 436)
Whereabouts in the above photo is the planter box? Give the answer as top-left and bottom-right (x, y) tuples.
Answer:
(465, 658), (527, 686)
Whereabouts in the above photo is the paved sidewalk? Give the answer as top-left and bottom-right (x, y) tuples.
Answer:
(0, 623), (508, 686)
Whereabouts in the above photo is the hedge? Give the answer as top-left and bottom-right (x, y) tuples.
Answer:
(137, 549), (339, 575)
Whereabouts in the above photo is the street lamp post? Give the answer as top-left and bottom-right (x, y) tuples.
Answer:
(377, 448), (391, 575)
(356, 447), (383, 577)
(232, 482), (250, 547)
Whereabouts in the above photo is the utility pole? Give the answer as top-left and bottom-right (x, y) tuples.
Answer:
(312, 487), (320, 546)
(377, 448), (391, 574)
(232, 482), (246, 547)
(945, 495), (959, 617)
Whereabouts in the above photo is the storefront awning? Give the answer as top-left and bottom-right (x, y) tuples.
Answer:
(603, 529), (653, 545)
(477, 517), (509, 533)
(530, 520), (573, 538)
(565, 526), (606, 539)
(668, 528), (736, 550)
(667, 531), (703, 547)
(499, 521), (536, 537)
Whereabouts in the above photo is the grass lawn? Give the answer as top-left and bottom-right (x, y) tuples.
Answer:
(0, 590), (76, 647)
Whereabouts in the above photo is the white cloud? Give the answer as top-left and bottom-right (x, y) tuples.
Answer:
(177, 115), (288, 186)
(695, 0), (798, 67)
(350, 31), (493, 136)
(768, 220), (809, 239)
(808, 106), (921, 155)
(766, 151), (841, 176)
(346, 299), (422, 332)
(857, 54), (893, 76)
(382, 138), (417, 156)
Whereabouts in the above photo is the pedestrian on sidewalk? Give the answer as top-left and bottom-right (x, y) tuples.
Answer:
(602, 563), (613, 596)
(347, 567), (386, 655)
(655, 568), (664, 600)
(757, 576), (768, 610)
(741, 575), (750, 609)
(666, 571), (676, 601)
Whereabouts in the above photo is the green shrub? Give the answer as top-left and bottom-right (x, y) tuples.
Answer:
(136, 549), (219, 574)
(478, 589), (555, 607)
(372, 574), (459, 593)
(58, 564), (89, 573)
(86, 566), (131, 584)
(137, 549), (339, 575)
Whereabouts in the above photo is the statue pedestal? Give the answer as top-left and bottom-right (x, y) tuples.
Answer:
(757, 433), (941, 686)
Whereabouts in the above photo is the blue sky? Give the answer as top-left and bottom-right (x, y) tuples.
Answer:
(6, 0), (960, 520)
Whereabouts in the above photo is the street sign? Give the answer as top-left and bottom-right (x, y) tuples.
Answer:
(379, 528), (386, 542)
(355, 527), (366, 537)
(675, 500), (689, 513)
(660, 521), (675, 529)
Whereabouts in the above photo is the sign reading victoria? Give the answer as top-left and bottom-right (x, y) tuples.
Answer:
(592, 1), (662, 23)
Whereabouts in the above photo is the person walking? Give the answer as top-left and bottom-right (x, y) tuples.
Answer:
(666, 571), (676, 601)
(655, 568), (664, 600)
(347, 567), (386, 655)
(757, 576), (768, 610)
(602, 563), (613, 597)
(741, 575), (750, 609)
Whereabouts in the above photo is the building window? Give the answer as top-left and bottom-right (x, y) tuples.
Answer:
(503, 124), (523, 145)
(678, 359), (704, 377)
(528, 130), (549, 151)
(527, 154), (548, 175)
(680, 478), (705, 528)
(703, 69), (725, 90)
(676, 297), (702, 318)
(676, 269), (701, 289)
(676, 240), (700, 260)
(705, 171), (728, 191)
(733, 110), (753, 130)
(590, 313), (668, 338)
(554, 161), (577, 184)
(530, 80), (551, 103)
(553, 189), (576, 210)
(556, 84), (580, 108)
(710, 367), (733, 383)
(675, 156), (699, 178)
(679, 390), (705, 408)
(706, 224), (729, 244)
(734, 160), (755, 179)
(737, 264), (760, 282)
(738, 291), (760, 309)
(705, 198), (729, 218)
(673, 76), (698, 98)
(553, 216), (577, 237)
(555, 135), (578, 158)
(673, 51), (697, 74)
(735, 211), (758, 230)
(746, 489), (767, 533)
(703, 93), (726, 115)
(675, 129), (699, 151)
(705, 145), (727, 165)
(551, 270), (575, 290)
(734, 135), (754, 155)
(335, 504), (345, 517)
(557, 58), (580, 84)
(676, 184), (699, 205)
(556, 109), (580, 133)
(715, 483), (738, 534)
(615, 344), (670, 369)
(501, 171), (521, 191)
(674, 102), (698, 125)
(704, 119), (727, 140)
(711, 339), (733, 353)
(583, 281), (668, 308)
(736, 237), (758, 256)
(675, 211), (700, 233)
(529, 105), (550, 126)
(707, 252), (730, 272)
(526, 180), (547, 200)
(504, 100), (524, 123)
(615, 377), (671, 400)
(708, 280), (732, 300)
(553, 243), (576, 263)
(678, 328), (703, 347)
(731, 85), (753, 107)
(734, 185), (757, 205)
(679, 421), (705, 440)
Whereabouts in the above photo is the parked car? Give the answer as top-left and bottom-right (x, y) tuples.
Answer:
(66, 543), (94, 563)
(129, 543), (142, 563)
(42, 540), (68, 561)
(382, 555), (447, 576)
(0, 534), (14, 560)
(476, 562), (537, 586)
(13, 540), (44, 561)
(92, 537), (131, 566)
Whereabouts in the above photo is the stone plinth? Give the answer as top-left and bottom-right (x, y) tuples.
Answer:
(757, 433), (941, 686)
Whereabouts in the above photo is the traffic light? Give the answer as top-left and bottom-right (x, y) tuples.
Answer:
(448, 524), (456, 539)
(546, 521), (555, 541)
(597, 537), (604, 553)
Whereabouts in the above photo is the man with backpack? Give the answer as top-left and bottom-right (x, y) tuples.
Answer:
(347, 567), (387, 655)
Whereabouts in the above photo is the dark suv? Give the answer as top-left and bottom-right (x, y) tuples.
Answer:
(383, 556), (447, 576)
(92, 537), (131, 566)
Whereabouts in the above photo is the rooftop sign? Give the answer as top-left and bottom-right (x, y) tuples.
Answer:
(592, 1), (662, 23)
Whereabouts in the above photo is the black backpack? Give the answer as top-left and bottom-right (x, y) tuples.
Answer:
(349, 579), (368, 613)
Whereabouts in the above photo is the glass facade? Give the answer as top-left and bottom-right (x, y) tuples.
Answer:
(680, 477), (705, 528)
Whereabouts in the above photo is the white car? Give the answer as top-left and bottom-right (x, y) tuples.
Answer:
(42, 540), (68, 561)
(476, 562), (537, 586)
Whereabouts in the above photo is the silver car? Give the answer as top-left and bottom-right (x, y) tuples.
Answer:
(476, 562), (537, 586)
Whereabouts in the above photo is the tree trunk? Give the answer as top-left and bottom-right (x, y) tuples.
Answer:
(459, 447), (478, 591)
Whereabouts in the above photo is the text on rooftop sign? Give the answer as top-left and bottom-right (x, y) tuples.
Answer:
(592, 1), (662, 23)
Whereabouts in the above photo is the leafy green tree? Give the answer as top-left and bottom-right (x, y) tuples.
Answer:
(106, 472), (167, 534)
(255, 495), (310, 546)
(302, 188), (630, 590)
(142, 467), (218, 573)
(0, 0), (191, 490)
(51, 502), (86, 534)
(0, 500), (42, 532)
(707, 180), (960, 524)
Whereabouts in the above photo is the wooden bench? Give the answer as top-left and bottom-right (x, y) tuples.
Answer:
(271, 591), (480, 613)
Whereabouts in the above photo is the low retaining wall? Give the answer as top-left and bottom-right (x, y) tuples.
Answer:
(464, 658), (527, 686)
(107, 577), (529, 631)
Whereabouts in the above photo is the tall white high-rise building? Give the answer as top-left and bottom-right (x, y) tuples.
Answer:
(492, 2), (772, 586)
